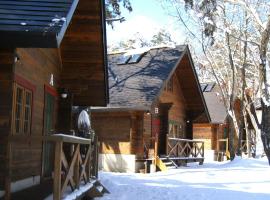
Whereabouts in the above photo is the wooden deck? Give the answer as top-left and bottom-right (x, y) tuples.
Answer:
(3, 134), (101, 200)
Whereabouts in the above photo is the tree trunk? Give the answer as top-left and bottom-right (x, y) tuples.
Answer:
(259, 15), (270, 165)
(228, 115), (235, 160)
(261, 101), (270, 165)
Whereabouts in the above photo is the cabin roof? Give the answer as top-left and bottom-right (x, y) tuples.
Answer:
(103, 45), (210, 122)
(202, 83), (227, 124)
(0, 0), (78, 47)
(108, 46), (185, 108)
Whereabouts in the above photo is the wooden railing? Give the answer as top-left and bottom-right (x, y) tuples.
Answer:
(46, 134), (98, 200)
(217, 138), (230, 159)
(167, 137), (204, 161)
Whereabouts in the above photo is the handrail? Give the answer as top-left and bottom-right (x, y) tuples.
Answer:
(167, 137), (204, 143)
(8, 134), (91, 144)
(45, 134), (91, 144)
(167, 137), (204, 160)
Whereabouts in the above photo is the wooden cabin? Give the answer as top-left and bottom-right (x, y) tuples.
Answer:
(193, 83), (228, 153)
(92, 46), (210, 172)
(0, 0), (108, 199)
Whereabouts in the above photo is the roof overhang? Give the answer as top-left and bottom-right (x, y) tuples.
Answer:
(0, 0), (79, 48)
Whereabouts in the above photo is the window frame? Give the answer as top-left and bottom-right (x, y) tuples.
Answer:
(12, 82), (33, 135)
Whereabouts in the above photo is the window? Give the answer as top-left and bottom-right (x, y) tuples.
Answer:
(13, 83), (33, 134)
(128, 53), (144, 64)
(200, 83), (207, 91)
(117, 55), (131, 65)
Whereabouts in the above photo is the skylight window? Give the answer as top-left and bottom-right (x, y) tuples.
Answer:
(200, 83), (207, 91)
(117, 55), (131, 65)
(128, 53), (144, 64)
(204, 83), (215, 92)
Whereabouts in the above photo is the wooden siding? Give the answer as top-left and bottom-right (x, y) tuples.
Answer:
(193, 123), (228, 150)
(92, 111), (145, 157)
(11, 48), (61, 181)
(193, 123), (213, 150)
(0, 49), (14, 189)
(159, 73), (187, 138)
(60, 0), (107, 106)
(92, 112), (132, 155)
(130, 113), (144, 158)
(176, 54), (206, 119)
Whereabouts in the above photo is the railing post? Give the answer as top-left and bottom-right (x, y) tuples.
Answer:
(74, 144), (80, 189)
(4, 141), (11, 200)
(194, 142), (197, 158)
(54, 141), (63, 200)
(87, 142), (91, 181)
(202, 142), (204, 158)
(95, 136), (99, 178)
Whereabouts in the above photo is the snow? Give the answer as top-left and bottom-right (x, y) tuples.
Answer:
(96, 157), (270, 200)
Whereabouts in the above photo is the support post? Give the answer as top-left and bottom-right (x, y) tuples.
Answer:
(54, 141), (63, 200)
(74, 144), (80, 189)
(4, 141), (11, 200)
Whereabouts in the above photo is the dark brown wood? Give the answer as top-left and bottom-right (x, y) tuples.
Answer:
(0, 49), (14, 194)
(53, 141), (62, 200)
(60, 0), (108, 106)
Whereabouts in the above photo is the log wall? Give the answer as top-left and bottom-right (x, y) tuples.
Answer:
(11, 48), (61, 181)
(0, 49), (14, 189)
(159, 73), (187, 138)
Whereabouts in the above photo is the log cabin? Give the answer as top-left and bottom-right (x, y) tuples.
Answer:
(193, 84), (258, 160)
(0, 0), (108, 199)
(91, 45), (210, 172)
(193, 83), (229, 160)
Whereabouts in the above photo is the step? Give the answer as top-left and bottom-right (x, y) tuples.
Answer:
(166, 166), (177, 170)
(164, 162), (174, 166)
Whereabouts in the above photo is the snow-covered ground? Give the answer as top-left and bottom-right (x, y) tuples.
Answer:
(96, 157), (270, 200)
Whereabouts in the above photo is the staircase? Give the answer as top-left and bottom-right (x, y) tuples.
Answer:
(156, 156), (178, 171)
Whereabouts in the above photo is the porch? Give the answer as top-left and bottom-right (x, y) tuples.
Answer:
(143, 136), (205, 172)
(3, 134), (108, 200)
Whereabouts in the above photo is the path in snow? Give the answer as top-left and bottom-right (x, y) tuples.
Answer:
(96, 157), (270, 200)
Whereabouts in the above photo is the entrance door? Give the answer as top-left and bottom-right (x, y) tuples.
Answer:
(158, 103), (172, 155)
(42, 92), (55, 178)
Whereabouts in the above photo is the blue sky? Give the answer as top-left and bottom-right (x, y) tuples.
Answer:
(106, 0), (185, 48)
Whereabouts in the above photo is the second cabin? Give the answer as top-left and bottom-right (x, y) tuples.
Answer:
(92, 45), (210, 173)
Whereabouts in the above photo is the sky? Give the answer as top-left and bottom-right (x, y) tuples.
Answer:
(106, 0), (186, 48)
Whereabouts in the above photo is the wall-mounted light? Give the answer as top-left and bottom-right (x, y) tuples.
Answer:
(146, 110), (151, 115)
(14, 53), (20, 63)
(50, 74), (54, 86)
(60, 88), (68, 99)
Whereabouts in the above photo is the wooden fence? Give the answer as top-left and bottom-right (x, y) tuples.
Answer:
(6, 133), (99, 200)
(51, 134), (98, 200)
(166, 137), (204, 164)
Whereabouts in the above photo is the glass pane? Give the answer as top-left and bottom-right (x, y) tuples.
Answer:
(16, 88), (23, 104)
(24, 91), (32, 134)
(25, 92), (31, 105)
(117, 55), (131, 65)
(128, 54), (143, 64)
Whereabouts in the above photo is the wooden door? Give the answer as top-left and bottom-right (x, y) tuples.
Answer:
(42, 92), (55, 178)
